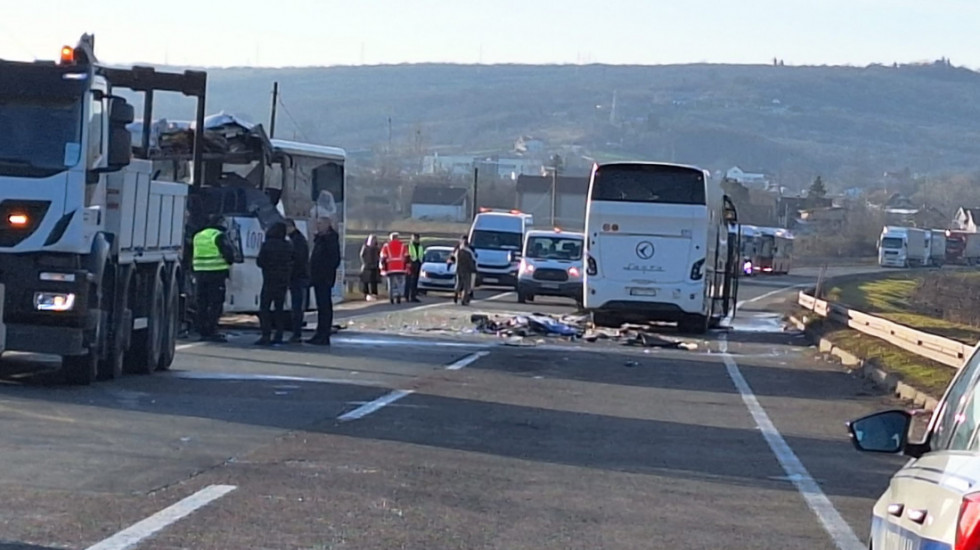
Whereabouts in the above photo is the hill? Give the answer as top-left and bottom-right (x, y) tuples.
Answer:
(144, 61), (980, 189)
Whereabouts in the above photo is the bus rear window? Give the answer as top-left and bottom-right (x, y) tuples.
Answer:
(591, 165), (706, 205)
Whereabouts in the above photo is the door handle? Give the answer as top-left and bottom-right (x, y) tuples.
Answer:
(887, 503), (904, 517)
(907, 509), (928, 524)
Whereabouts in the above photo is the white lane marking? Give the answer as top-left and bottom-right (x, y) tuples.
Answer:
(168, 371), (382, 387)
(338, 389), (414, 422)
(85, 484), (236, 550)
(737, 284), (809, 309)
(719, 336), (863, 550)
(446, 351), (490, 370)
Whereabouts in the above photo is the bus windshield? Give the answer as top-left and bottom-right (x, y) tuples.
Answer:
(591, 164), (706, 205)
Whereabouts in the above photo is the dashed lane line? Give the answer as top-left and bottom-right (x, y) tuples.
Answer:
(337, 389), (414, 422)
(446, 351), (490, 370)
(84, 484), (236, 550)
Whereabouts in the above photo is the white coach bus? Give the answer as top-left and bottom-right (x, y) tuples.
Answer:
(583, 162), (740, 333)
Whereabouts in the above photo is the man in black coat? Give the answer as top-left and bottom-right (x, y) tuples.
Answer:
(255, 221), (294, 345)
(285, 219), (311, 343)
(308, 216), (341, 346)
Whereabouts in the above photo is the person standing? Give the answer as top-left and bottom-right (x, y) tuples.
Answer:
(285, 219), (310, 344)
(359, 234), (381, 301)
(380, 232), (409, 304)
(255, 222), (294, 346)
(448, 234), (477, 306)
(308, 216), (341, 346)
(406, 233), (424, 303)
(192, 215), (237, 342)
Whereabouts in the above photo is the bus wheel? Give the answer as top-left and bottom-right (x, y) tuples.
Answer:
(678, 314), (709, 335)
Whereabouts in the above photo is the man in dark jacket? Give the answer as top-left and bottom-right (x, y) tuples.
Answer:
(308, 216), (341, 346)
(448, 234), (477, 305)
(285, 219), (311, 343)
(192, 215), (238, 342)
(255, 221), (294, 345)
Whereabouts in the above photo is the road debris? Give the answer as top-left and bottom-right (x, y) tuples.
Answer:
(470, 313), (698, 349)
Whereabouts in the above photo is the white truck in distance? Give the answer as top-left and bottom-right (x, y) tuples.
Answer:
(878, 226), (928, 268)
(0, 35), (207, 384)
(468, 209), (534, 288)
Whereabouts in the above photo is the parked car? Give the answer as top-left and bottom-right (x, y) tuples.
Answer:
(847, 342), (980, 549)
(416, 246), (456, 294)
(516, 229), (584, 306)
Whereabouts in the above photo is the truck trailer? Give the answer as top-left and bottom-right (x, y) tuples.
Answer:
(0, 35), (206, 383)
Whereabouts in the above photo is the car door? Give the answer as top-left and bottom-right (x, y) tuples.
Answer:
(872, 349), (980, 549)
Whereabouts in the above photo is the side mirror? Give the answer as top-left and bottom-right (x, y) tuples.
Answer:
(846, 410), (911, 454)
(105, 98), (134, 170)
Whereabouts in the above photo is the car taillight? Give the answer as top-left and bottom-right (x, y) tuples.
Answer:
(957, 492), (980, 550)
(586, 255), (597, 276)
(568, 266), (581, 277)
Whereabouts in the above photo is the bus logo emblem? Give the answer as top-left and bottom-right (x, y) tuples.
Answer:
(636, 241), (655, 259)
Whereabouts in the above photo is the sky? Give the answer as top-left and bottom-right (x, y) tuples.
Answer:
(1, 0), (978, 68)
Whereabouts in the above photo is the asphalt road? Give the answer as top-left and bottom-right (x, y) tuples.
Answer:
(0, 265), (908, 550)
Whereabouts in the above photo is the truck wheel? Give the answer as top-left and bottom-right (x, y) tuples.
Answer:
(158, 267), (180, 371)
(98, 268), (128, 381)
(63, 352), (98, 385)
(125, 270), (165, 375)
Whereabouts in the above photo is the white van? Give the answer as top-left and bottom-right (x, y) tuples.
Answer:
(468, 209), (534, 288)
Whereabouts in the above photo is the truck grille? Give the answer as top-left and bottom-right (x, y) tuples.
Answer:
(0, 200), (50, 248)
(533, 268), (568, 282)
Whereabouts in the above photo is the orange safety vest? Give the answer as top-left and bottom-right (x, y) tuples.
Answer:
(380, 239), (409, 275)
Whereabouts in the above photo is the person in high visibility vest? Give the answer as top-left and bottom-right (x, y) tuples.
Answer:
(379, 232), (410, 304)
(192, 215), (237, 342)
(406, 233), (424, 303)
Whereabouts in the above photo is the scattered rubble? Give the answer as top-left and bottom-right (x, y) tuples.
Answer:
(470, 313), (698, 349)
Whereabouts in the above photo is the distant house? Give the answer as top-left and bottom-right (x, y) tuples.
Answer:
(952, 207), (980, 232)
(515, 175), (590, 230)
(725, 166), (771, 191)
(410, 185), (469, 222)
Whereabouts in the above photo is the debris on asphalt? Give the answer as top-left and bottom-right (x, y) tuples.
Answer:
(470, 312), (699, 349)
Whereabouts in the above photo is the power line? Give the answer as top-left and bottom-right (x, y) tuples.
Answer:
(275, 93), (311, 142)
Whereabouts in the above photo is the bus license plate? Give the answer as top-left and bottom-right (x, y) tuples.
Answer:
(630, 288), (658, 297)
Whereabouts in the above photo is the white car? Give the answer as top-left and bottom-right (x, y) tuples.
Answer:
(416, 246), (457, 294)
(848, 341), (980, 549)
(517, 229), (585, 306)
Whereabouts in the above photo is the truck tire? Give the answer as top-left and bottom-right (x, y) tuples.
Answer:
(158, 266), (180, 371)
(98, 267), (128, 381)
(63, 352), (98, 385)
(125, 269), (164, 375)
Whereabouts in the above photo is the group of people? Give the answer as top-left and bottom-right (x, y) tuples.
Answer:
(358, 232), (478, 306)
(192, 215), (341, 347)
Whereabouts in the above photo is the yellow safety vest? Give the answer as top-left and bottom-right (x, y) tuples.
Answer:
(409, 242), (424, 262)
(192, 228), (231, 272)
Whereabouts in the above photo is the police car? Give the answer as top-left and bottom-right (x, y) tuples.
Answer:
(416, 246), (457, 294)
(516, 229), (585, 306)
(847, 341), (980, 550)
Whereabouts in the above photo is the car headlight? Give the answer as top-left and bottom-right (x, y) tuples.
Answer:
(420, 270), (429, 278)
(34, 292), (76, 312)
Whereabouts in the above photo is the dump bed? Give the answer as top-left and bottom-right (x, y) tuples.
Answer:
(104, 159), (187, 264)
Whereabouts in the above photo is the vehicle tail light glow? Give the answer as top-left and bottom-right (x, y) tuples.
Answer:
(568, 266), (581, 277)
(957, 492), (980, 550)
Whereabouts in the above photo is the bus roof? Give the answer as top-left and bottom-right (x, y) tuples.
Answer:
(594, 161), (707, 173)
(271, 138), (346, 160)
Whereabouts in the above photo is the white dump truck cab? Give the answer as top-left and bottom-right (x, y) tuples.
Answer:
(0, 35), (207, 384)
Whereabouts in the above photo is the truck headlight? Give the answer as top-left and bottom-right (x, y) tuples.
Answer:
(34, 292), (76, 312)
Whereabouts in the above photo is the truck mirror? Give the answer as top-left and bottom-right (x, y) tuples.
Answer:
(109, 98), (135, 125)
(106, 125), (132, 169)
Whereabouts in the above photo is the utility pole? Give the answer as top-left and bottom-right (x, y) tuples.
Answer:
(550, 154), (562, 227)
(472, 167), (479, 219)
(269, 81), (279, 139)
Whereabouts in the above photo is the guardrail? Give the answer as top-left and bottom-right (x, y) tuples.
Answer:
(797, 289), (973, 370)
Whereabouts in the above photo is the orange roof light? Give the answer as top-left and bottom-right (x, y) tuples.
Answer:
(59, 46), (74, 65)
(510, 209), (521, 214)
(8, 214), (28, 227)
